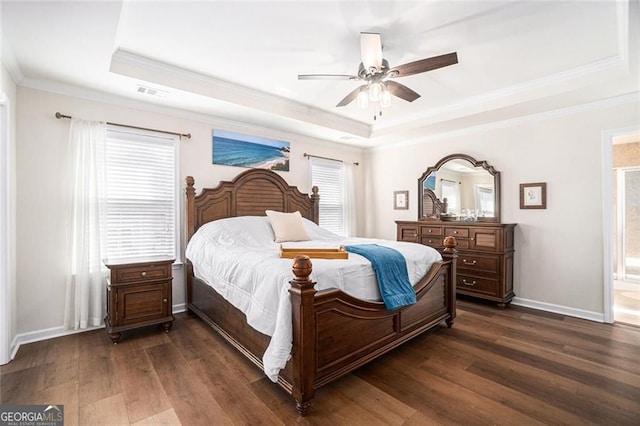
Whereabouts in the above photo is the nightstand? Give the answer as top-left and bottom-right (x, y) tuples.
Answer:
(103, 256), (175, 343)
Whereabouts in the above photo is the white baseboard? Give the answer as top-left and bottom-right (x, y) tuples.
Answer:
(512, 297), (605, 322)
(9, 303), (188, 361)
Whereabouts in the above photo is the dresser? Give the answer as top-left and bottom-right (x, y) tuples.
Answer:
(397, 221), (516, 308)
(104, 257), (175, 343)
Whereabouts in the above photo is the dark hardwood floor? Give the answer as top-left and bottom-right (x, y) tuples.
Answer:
(2, 298), (639, 425)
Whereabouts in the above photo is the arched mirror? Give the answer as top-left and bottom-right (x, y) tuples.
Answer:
(418, 153), (500, 223)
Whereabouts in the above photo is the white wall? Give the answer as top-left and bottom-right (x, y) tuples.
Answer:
(365, 96), (640, 318)
(15, 86), (365, 336)
(1, 60), (17, 363)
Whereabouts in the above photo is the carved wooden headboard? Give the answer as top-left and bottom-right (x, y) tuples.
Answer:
(422, 189), (447, 220)
(186, 169), (319, 241)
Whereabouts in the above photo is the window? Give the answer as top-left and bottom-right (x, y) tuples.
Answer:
(103, 126), (179, 260)
(441, 179), (460, 214)
(476, 185), (494, 217)
(310, 157), (345, 236)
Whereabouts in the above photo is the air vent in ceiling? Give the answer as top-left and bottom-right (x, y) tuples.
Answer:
(136, 85), (168, 98)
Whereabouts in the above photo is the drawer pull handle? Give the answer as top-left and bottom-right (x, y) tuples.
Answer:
(462, 279), (477, 286)
(412, 232), (417, 237)
(141, 271), (147, 277)
(428, 240), (433, 243)
(463, 259), (477, 266)
(163, 298), (168, 303)
(454, 231), (458, 234)
(471, 238), (475, 241)
(428, 229), (432, 233)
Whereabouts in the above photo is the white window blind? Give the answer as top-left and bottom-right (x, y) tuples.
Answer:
(441, 179), (459, 214)
(310, 157), (345, 236)
(104, 127), (178, 260)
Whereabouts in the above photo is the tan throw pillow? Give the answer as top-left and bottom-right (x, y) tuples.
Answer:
(265, 210), (310, 242)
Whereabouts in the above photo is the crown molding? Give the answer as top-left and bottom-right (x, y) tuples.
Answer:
(18, 76), (365, 152)
(370, 92), (640, 152)
(110, 49), (371, 139)
(0, 38), (23, 84)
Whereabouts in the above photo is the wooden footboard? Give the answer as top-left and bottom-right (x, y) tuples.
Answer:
(186, 237), (457, 416)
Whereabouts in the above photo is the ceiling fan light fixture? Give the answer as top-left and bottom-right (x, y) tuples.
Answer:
(357, 87), (369, 109)
(381, 87), (392, 108)
(368, 82), (382, 102)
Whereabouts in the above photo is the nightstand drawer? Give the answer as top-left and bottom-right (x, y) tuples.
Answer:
(115, 263), (171, 283)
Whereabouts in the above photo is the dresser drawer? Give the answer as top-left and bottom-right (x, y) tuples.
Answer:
(115, 263), (171, 284)
(457, 274), (498, 297)
(420, 236), (444, 248)
(420, 226), (443, 236)
(458, 254), (499, 274)
(445, 227), (469, 238)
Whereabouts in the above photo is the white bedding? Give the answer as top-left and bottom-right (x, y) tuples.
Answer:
(185, 216), (442, 382)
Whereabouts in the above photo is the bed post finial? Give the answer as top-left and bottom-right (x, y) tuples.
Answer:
(289, 255), (316, 416)
(292, 255), (312, 282)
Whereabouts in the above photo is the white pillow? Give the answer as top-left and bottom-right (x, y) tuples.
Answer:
(265, 210), (311, 242)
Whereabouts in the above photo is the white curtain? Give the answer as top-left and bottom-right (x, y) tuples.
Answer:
(64, 119), (107, 330)
(343, 162), (358, 237)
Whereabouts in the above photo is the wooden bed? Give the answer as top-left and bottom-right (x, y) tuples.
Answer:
(185, 168), (457, 415)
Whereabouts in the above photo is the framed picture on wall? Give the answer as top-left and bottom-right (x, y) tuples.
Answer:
(394, 190), (409, 210)
(520, 182), (547, 209)
(212, 129), (290, 171)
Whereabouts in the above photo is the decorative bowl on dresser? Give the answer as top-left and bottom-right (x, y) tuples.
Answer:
(103, 256), (175, 343)
(407, 153), (517, 308)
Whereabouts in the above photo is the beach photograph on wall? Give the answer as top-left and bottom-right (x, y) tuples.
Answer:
(212, 129), (290, 171)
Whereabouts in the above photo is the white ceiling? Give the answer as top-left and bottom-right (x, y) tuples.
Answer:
(1, 1), (638, 147)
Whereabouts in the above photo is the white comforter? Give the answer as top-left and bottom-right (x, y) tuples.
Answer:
(185, 216), (442, 382)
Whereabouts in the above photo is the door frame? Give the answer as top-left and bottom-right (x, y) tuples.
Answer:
(0, 95), (12, 364)
(602, 125), (640, 324)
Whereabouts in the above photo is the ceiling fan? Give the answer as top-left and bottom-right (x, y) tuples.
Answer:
(298, 32), (458, 119)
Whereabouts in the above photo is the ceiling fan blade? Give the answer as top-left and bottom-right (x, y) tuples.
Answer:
(385, 80), (420, 102)
(360, 32), (383, 70)
(298, 74), (357, 80)
(336, 85), (364, 107)
(392, 52), (458, 77)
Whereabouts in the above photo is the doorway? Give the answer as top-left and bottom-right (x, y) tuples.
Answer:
(612, 136), (640, 326)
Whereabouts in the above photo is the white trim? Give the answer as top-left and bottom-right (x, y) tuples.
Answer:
(18, 76), (364, 152)
(0, 95), (12, 365)
(372, 92), (639, 151)
(601, 125), (640, 324)
(0, 38), (24, 84)
(511, 297), (604, 323)
(10, 303), (187, 355)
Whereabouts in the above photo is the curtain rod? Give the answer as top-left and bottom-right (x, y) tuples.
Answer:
(55, 112), (191, 139)
(303, 152), (359, 166)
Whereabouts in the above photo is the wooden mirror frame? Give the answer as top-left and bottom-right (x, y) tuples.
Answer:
(418, 153), (501, 223)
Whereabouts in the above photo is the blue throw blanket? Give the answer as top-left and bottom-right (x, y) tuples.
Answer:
(345, 244), (416, 309)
